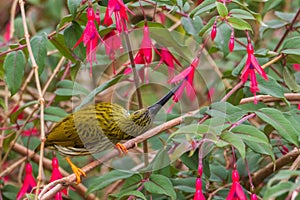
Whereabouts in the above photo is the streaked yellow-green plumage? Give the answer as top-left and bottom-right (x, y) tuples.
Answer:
(44, 102), (154, 156)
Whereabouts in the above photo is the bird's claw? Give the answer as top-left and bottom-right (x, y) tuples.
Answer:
(116, 143), (128, 156)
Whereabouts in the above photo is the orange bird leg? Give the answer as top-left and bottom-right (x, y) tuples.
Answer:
(115, 143), (128, 156)
(65, 157), (86, 184)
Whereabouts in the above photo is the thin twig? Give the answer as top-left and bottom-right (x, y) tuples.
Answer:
(18, 0), (46, 198)
(240, 93), (300, 104)
(274, 8), (300, 52)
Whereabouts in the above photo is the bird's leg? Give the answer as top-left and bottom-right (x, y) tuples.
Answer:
(115, 143), (128, 156)
(65, 157), (86, 184)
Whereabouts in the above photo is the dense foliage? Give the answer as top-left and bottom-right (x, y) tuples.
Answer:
(0, 0), (299, 199)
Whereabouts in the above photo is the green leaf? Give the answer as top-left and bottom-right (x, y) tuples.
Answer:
(190, 0), (216, 17)
(67, 0), (81, 18)
(264, 182), (292, 199)
(206, 102), (247, 123)
(76, 75), (126, 110)
(227, 17), (252, 31)
(87, 170), (134, 194)
(244, 141), (275, 161)
(30, 34), (47, 74)
(64, 21), (85, 61)
(256, 108), (299, 146)
(282, 36), (300, 50)
(44, 106), (69, 122)
(231, 124), (269, 144)
(219, 131), (246, 159)
(149, 148), (171, 171)
(282, 49), (300, 55)
(283, 67), (300, 92)
(230, 9), (256, 20)
(275, 11), (297, 23)
(144, 174), (176, 199)
(4, 50), (26, 96)
(216, 2), (228, 18)
(50, 33), (76, 62)
(267, 170), (300, 187)
(181, 16), (203, 36)
(168, 124), (216, 141)
(116, 191), (146, 200)
(172, 177), (197, 193)
(262, 0), (283, 15)
(57, 80), (90, 95)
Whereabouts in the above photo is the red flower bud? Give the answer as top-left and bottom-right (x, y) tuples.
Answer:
(211, 25), (217, 41)
(229, 34), (234, 52)
(251, 193), (258, 200)
(232, 169), (240, 182)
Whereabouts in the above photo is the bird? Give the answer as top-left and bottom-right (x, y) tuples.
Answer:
(36, 83), (182, 184)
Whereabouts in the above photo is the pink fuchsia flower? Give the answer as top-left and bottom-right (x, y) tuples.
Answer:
(226, 169), (247, 200)
(154, 47), (182, 80)
(229, 32), (235, 52)
(133, 25), (153, 83)
(50, 157), (68, 199)
(167, 57), (199, 112)
(103, 29), (123, 73)
(240, 43), (268, 104)
(103, 0), (134, 33)
(194, 178), (206, 200)
(293, 64), (300, 71)
(16, 163), (37, 200)
(73, 7), (103, 77)
(134, 25), (152, 66)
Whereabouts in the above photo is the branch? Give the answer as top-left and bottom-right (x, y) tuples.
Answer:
(7, 143), (98, 200)
(39, 109), (199, 199)
(240, 93), (300, 104)
(248, 149), (300, 189)
(19, 1), (46, 198)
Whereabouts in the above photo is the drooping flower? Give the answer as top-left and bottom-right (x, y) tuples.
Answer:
(132, 25), (153, 83)
(134, 25), (152, 66)
(226, 169), (247, 200)
(194, 178), (206, 200)
(103, 29), (123, 73)
(168, 57), (199, 112)
(240, 43), (268, 104)
(16, 163), (37, 200)
(50, 157), (68, 200)
(73, 7), (103, 77)
(229, 32), (235, 52)
(103, 0), (134, 33)
(3, 22), (11, 43)
(154, 47), (182, 80)
(250, 193), (258, 200)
